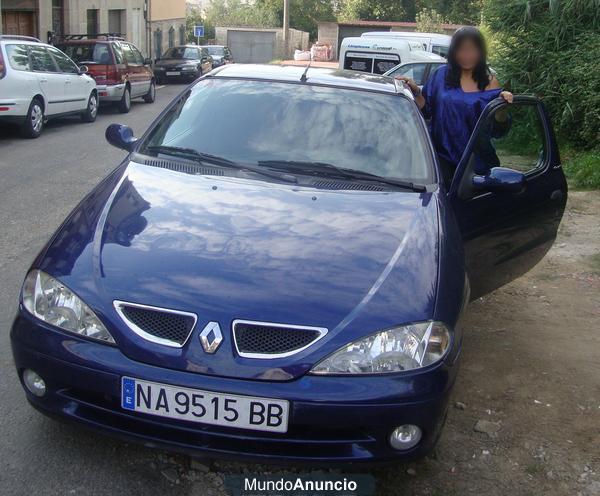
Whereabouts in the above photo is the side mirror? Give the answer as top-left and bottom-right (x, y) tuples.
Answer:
(144, 58), (152, 66)
(78, 65), (89, 74)
(472, 167), (526, 194)
(105, 123), (137, 151)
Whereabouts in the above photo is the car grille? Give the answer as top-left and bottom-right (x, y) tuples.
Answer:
(233, 320), (327, 358)
(114, 301), (197, 347)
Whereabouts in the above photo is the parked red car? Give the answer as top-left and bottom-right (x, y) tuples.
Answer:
(56, 34), (155, 113)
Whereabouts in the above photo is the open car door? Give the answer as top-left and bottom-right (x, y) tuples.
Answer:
(449, 96), (568, 299)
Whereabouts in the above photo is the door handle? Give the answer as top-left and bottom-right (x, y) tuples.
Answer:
(39, 78), (48, 83)
(65, 80), (71, 84)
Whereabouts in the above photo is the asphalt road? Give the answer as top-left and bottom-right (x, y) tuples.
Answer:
(0, 84), (197, 496)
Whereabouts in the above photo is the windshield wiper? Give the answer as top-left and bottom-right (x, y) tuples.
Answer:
(144, 145), (297, 182)
(257, 160), (427, 192)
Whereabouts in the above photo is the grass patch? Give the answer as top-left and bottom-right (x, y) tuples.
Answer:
(588, 252), (600, 273)
(561, 148), (600, 189)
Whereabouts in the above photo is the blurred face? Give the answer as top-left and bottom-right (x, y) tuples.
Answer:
(455, 38), (482, 70)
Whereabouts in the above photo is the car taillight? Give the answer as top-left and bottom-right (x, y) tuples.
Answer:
(0, 47), (6, 79)
(106, 65), (120, 85)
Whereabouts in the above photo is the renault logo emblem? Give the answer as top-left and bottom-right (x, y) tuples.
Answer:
(199, 321), (223, 353)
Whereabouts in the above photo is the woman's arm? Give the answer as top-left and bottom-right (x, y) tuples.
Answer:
(395, 76), (426, 109)
(488, 75), (513, 103)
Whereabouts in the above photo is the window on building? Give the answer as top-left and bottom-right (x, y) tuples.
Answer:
(86, 9), (99, 37)
(168, 27), (175, 48)
(154, 29), (163, 59)
(179, 25), (186, 46)
(108, 9), (125, 36)
(52, 0), (64, 36)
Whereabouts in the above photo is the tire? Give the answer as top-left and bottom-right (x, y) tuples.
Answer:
(117, 86), (131, 114)
(143, 80), (156, 103)
(21, 97), (44, 139)
(81, 91), (98, 122)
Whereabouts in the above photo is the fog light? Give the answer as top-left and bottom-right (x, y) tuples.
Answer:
(389, 424), (422, 450)
(23, 369), (46, 397)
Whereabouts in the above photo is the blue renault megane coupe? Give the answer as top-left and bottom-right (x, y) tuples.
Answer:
(11, 65), (567, 463)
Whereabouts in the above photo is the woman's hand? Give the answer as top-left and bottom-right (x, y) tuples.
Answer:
(500, 91), (513, 103)
(395, 76), (420, 95)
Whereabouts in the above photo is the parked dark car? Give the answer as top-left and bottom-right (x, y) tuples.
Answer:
(154, 45), (212, 83)
(56, 34), (155, 113)
(200, 45), (233, 67)
(11, 65), (566, 463)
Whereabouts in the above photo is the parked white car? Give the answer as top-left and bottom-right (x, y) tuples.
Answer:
(0, 35), (98, 138)
(361, 31), (452, 58)
(339, 37), (444, 75)
(383, 57), (446, 87)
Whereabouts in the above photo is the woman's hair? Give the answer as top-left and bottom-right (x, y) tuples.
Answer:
(446, 26), (490, 91)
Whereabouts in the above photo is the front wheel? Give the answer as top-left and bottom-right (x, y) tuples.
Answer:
(81, 91), (98, 122)
(117, 86), (131, 113)
(22, 98), (44, 138)
(143, 80), (156, 103)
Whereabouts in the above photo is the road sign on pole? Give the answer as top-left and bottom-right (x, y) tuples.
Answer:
(194, 25), (204, 45)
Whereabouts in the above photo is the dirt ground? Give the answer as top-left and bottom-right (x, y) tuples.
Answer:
(138, 190), (599, 496)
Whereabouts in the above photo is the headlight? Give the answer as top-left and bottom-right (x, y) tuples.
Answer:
(181, 65), (196, 71)
(22, 270), (115, 344)
(155, 67), (165, 71)
(310, 321), (450, 375)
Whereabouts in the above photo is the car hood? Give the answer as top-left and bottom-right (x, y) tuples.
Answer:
(38, 161), (440, 380)
(156, 58), (196, 66)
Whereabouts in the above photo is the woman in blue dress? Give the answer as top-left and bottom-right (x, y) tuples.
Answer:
(396, 27), (513, 185)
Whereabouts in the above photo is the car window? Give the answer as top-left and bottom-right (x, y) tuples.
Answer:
(483, 104), (547, 174)
(391, 63), (427, 85)
(47, 46), (79, 74)
(30, 46), (59, 73)
(163, 47), (199, 59)
(373, 55), (400, 75)
(205, 46), (225, 56)
(141, 80), (433, 183)
(5, 44), (30, 71)
(121, 43), (137, 65)
(112, 43), (124, 64)
(432, 45), (448, 58)
(463, 102), (547, 189)
(56, 43), (113, 65)
(129, 44), (145, 64)
(201, 48), (209, 58)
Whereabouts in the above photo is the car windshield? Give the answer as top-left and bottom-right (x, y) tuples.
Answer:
(163, 47), (197, 59)
(140, 79), (433, 183)
(57, 43), (111, 64)
(205, 46), (225, 56)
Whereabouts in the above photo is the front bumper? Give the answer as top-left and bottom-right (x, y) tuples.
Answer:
(11, 311), (459, 464)
(96, 84), (126, 102)
(154, 69), (199, 80)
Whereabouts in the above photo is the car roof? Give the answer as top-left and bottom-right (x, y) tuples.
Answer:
(209, 64), (413, 97)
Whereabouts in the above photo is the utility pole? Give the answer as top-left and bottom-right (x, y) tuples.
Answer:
(283, 0), (289, 58)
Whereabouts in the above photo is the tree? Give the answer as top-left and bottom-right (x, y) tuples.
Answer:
(483, 0), (600, 148)
(256, 0), (336, 40)
(415, 8), (446, 33)
(186, 8), (214, 43)
(339, 0), (406, 22)
(204, 0), (279, 29)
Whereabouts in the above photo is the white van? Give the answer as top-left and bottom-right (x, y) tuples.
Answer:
(361, 31), (452, 58)
(339, 37), (445, 75)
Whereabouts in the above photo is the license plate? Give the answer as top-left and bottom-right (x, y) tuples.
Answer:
(166, 71), (180, 76)
(121, 377), (289, 433)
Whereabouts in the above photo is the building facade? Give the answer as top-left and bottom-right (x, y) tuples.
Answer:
(0, 0), (185, 58)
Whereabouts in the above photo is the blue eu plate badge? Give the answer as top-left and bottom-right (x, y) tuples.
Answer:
(122, 377), (135, 410)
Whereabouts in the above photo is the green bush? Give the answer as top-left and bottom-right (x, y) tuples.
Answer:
(562, 150), (600, 189)
(483, 0), (600, 150)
